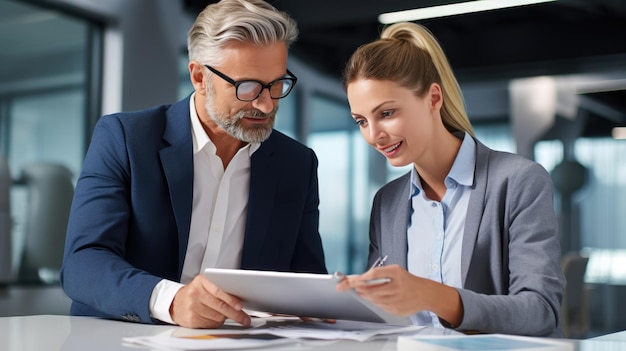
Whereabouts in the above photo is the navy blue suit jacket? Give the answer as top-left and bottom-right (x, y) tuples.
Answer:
(60, 96), (327, 323)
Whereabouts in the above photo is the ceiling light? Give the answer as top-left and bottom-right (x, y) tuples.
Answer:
(379, 0), (557, 24)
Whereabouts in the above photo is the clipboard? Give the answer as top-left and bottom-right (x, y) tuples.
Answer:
(203, 268), (412, 325)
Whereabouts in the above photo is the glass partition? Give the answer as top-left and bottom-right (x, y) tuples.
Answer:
(0, 0), (101, 283)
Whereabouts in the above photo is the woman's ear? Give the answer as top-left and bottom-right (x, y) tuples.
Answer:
(429, 83), (443, 111)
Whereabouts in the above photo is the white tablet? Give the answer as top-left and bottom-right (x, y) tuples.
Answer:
(203, 268), (412, 325)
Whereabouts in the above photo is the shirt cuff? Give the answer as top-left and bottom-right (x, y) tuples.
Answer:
(149, 279), (184, 325)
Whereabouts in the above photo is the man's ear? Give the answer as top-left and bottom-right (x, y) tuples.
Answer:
(429, 83), (443, 111)
(188, 61), (206, 94)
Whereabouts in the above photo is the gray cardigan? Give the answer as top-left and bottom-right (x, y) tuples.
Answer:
(368, 138), (564, 337)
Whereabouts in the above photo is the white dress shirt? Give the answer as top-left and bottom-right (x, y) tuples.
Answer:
(406, 132), (475, 327)
(149, 93), (259, 324)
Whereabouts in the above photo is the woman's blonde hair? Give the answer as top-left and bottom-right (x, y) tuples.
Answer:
(343, 22), (474, 136)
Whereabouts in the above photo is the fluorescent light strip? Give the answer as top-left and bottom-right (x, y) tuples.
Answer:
(379, 0), (557, 24)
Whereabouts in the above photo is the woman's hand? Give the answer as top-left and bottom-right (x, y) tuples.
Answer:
(337, 264), (423, 315)
(336, 264), (463, 326)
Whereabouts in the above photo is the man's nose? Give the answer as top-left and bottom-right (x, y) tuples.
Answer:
(251, 89), (274, 113)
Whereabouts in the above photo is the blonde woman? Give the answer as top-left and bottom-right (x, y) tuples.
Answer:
(337, 22), (564, 337)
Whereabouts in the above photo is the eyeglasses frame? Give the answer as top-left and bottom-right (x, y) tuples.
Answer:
(204, 65), (297, 102)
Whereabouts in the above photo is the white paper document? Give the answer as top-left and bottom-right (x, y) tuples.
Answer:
(259, 320), (424, 342)
(123, 329), (296, 351)
(123, 318), (424, 350)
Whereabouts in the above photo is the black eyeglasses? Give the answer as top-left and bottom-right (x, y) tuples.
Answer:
(204, 65), (297, 102)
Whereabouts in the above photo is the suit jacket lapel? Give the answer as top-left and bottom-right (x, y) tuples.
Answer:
(241, 133), (279, 268)
(159, 96), (194, 277)
(461, 139), (489, 285)
(382, 174), (411, 269)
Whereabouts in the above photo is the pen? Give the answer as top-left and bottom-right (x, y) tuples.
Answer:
(335, 256), (391, 287)
(369, 255), (388, 270)
(363, 255), (391, 286)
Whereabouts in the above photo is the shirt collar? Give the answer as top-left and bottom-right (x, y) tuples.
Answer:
(189, 92), (260, 156)
(448, 131), (476, 187)
(410, 131), (476, 198)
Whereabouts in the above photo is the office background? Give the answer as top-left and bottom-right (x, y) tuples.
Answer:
(1, 0), (625, 338)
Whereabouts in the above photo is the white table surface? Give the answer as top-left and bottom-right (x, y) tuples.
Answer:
(0, 314), (419, 351)
(589, 329), (626, 342)
(2, 314), (626, 351)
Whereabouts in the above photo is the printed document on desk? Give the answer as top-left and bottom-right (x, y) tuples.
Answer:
(203, 268), (412, 325)
(123, 329), (296, 350)
(123, 318), (425, 350)
(254, 319), (424, 341)
(397, 333), (575, 351)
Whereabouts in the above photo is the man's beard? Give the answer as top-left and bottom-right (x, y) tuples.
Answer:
(204, 85), (277, 143)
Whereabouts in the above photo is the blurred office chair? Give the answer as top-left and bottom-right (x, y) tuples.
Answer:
(561, 251), (590, 338)
(17, 162), (74, 284)
(0, 154), (13, 283)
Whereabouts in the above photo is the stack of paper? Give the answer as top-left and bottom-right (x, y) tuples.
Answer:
(123, 319), (424, 350)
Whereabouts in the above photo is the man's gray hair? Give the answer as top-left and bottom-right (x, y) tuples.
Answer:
(187, 0), (298, 66)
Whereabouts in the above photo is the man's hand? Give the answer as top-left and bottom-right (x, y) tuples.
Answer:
(170, 275), (251, 328)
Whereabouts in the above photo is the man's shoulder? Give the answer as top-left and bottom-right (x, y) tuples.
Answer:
(100, 96), (189, 123)
(100, 102), (174, 125)
(90, 99), (191, 151)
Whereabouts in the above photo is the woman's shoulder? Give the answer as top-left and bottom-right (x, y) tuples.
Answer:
(375, 171), (411, 200)
(476, 139), (549, 178)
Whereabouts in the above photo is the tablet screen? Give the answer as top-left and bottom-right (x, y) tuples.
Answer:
(203, 268), (412, 325)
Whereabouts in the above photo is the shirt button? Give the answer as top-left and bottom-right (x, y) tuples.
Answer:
(431, 264), (438, 271)
(437, 233), (443, 240)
